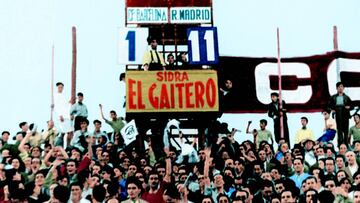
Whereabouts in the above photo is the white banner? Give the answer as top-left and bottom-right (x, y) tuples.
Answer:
(121, 119), (138, 145)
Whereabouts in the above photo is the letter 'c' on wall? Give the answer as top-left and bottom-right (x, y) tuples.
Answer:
(255, 62), (312, 105)
(327, 58), (360, 100)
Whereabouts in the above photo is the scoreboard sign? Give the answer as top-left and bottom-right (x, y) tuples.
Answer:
(126, 70), (219, 112)
(126, 0), (212, 24)
(187, 27), (219, 65)
(118, 28), (149, 64)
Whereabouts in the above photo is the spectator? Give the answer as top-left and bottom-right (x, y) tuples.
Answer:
(70, 92), (88, 131)
(268, 92), (290, 146)
(328, 81), (352, 147)
(349, 113), (360, 146)
(142, 36), (166, 71)
(295, 117), (315, 145)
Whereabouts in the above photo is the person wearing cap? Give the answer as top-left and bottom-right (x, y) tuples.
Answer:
(267, 92), (290, 146)
(295, 117), (315, 145)
(70, 92), (88, 131)
(328, 81), (353, 147)
(142, 36), (166, 71)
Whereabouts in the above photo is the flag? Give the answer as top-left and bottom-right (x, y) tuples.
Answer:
(121, 119), (138, 145)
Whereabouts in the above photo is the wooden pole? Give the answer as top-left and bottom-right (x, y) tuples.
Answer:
(333, 25), (340, 82)
(51, 45), (55, 121)
(71, 27), (77, 105)
(277, 28), (284, 139)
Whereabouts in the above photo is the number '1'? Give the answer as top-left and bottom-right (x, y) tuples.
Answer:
(126, 31), (135, 61)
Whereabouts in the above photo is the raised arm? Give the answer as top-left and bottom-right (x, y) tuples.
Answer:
(163, 147), (172, 183)
(246, 121), (252, 134)
(203, 147), (211, 187)
(99, 104), (106, 120)
(18, 131), (31, 154)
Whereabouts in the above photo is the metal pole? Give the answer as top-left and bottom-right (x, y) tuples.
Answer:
(277, 28), (284, 139)
(333, 26), (340, 82)
(51, 45), (55, 121)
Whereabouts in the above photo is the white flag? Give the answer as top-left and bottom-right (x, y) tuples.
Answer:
(120, 119), (138, 145)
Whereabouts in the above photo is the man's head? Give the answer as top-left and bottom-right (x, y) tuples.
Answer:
(260, 119), (267, 130)
(167, 53), (175, 64)
(1, 131), (10, 142)
(305, 189), (318, 203)
(70, 182), (83, 201)
(66, 159), (78, 175)
(119, 72), (125, 82)
(325, 157), (335, 174)
(56, 82), (64, 93)
(271, 92), (279, 102)
(281, 190), (296, 203)
(53, 185), (70, 203)
(274, 179), (284, 194)
(305, 176), (317, 190)
(126, 176), (142, 200)
(77, 92), (84, 103)
(336, 82), (344, 94)
(354, 190), (360, 203)
(293, 158), (304, 174)
(19, 122), (28, 131)
(354, 114), (360, 124)
(300, 117), (308, 127)
(322, 109), (331, 120)
(110, 110), (117, 120)
(324, 178), (336, 193)
(148, 171), (160, 190)
(147, 36), (158, 50)
(225, 79), (233, 90)
(92, 184), (106, 203)
(261, 180), (273, 199)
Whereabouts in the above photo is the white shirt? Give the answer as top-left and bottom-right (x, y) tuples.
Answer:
(54, 92), (71, 119)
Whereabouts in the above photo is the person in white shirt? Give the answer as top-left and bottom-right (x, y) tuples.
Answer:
(53, 82), (73, 147)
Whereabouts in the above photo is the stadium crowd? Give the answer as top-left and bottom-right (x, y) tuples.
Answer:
(1, 80), (360, 203)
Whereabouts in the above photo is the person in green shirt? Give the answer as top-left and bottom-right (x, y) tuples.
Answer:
(246, 119), (274, 149)
(349, 114), (360, 145)
(99, 104), (125, 145)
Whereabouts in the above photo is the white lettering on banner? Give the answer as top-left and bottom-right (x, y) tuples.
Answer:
(327, 58), (360, 100)
(127, 7), (168, 24)
(170, 7), (211, 23)
(255, 63), (312, 104)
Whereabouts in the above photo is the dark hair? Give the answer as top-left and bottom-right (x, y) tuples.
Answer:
(300, 117), (308, 123)
(271, 92), (279, 97)
(336, 82), (343, 88)
(147, 36), (159, 45)
(93, 119), (102, 125)
(259, 119), (267, 125)
(53, 185), (70, 203)
(119, 72), (125, 81)
(70, 181), (83, 190)
(217, 193), (230, 202)
(1, 131), (10, 136)
(126, 176), (142, 191)
(56, 82), (64, 86)
(19, 122), (27, 128)
(110, 110), (116, 115)
(322, 108), (331, 114)
(202, 196), (215, 203)
(92, 184), (107, 202)
(77, 92), (83, 97)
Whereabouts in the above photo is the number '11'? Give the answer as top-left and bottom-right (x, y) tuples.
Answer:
(188, 30), (215, 62)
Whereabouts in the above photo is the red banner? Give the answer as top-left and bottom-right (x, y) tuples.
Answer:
(218, 51), (360, 113)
